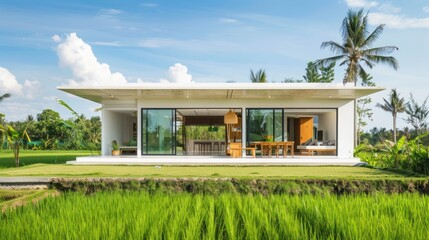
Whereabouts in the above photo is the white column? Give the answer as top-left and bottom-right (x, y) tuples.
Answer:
(241, 107), (246, 157)
(101, 108), (107, 156)
(137, 101), (142, 157)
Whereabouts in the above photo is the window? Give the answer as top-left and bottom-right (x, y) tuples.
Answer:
(141, 109), (176, 155)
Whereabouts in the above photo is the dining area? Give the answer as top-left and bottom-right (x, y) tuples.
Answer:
(250, 141), (294, 158)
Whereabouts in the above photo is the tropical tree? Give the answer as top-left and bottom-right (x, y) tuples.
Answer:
(405, 94), (429, 135)
(250, 69), (267, 83)
(376, 89), (406, 143)
(303, 61), (335, 83)
(56, 98), (99, 154)
(356, 97), (373, 144)
(316, 9), (398, 85)
(319, 62), (335, 83)
(356, 72), (375, 144)
(0, 124), (31, 167)
(34, 109), (64, 149)
(0, 93), (11, 102)
(303, 62), (321, 82)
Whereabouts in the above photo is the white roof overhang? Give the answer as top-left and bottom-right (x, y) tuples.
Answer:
(58, 83), (384, 104)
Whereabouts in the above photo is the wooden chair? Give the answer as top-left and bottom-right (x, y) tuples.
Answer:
(261, 142), (273, 157)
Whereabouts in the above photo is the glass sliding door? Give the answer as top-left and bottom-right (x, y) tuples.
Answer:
(142, 109), (176, 155)
(274, 109), (283, 142)
(246, 109), (284, 143)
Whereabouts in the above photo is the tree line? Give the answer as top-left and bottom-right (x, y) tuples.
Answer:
(0, 108), (101, 151)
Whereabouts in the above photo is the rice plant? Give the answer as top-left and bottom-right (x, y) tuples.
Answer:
(1, 192), (429, 239)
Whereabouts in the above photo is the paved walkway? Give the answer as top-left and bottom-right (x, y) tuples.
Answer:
(0, 177), (50, 189)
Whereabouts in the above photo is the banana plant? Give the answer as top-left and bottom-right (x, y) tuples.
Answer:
(56, 98), (98, 155)
(0, 124), (31, 167)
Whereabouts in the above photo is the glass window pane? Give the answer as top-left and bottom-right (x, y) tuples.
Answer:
(142, 109), (175, 155)
(247, 109), (274, 142)
(274, 109), (283, 142)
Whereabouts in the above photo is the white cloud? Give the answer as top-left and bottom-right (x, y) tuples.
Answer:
(0, 67), (23, 95)
(99, 9), (123, 15)
(54, 32), (127, 86)
(160, 63), (193, 83)
(51, 34), (61, 42)
(219, 18), (239, 24)
(92, 41), (122, 47)
(1, 102), (40, 121)
(378, 4), (401, 14)
(423, 6), (429, 13)
(345, 0), (379, 8)
(368, 12), (429, 29)
(0, 67), (40, 99)
(23, 80), (40, 99)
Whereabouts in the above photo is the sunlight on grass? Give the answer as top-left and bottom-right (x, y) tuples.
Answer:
(0, 164), (414, 179)
(0, 150), (94, 168)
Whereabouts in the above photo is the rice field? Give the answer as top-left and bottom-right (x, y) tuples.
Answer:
(1, 192), (429, 239)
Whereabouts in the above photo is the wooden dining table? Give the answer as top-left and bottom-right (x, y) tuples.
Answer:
(250, 141), (294, 158)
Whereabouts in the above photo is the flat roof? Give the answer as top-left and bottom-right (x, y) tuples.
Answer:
(58, 82), (385, 103)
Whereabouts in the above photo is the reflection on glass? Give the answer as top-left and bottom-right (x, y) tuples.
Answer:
(247, 109), (283, 143)
(142, 109), (175, 155)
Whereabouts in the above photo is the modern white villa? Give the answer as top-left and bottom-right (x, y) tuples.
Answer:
(59, 83), (383, 165)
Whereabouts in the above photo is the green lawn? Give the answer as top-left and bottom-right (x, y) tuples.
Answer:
(0, 164), (418, 179)
(0, 150), (422, 179)
(0, 150), (94, 168)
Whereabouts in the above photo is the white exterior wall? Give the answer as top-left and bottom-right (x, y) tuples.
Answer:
(337, 100), (355, 158)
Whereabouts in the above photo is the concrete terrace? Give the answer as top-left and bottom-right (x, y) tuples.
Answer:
(67, 156), (362, 166)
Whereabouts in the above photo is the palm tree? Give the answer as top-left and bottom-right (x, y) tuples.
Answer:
(0, 93), (11, 102)
(316, 9), (398, 85)
(405, 94), (429, 135)
(376, 89), (406, 143)
(250, 69), (267, 83)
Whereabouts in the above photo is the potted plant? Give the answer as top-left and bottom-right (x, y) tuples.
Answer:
(110, 140), (121, 156)
(265, 135), (273, 142)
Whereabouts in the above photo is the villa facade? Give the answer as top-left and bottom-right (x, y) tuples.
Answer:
(59, 83), (383, 161)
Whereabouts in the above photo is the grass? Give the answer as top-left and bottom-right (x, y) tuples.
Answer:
(0, 189), (56, 212)
(1, 192), (428, 239)
(0, 164), (419, 179)
(0, 150), (94, 168)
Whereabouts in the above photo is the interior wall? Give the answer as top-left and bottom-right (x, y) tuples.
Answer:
(122, 115), (135, 143)
(318, 111), (337, 141)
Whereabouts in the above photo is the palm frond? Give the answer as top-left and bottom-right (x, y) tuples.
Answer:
(376, 100), (393, 113)
(320, 41), (347, 54)
(338, 59), (349, 66)
(359, 58), (375, 69)
(363, 24), (385, 47)
(362, 46), (398, 55)
(314, 55), (346, 68)
(249, 69), (267, 83)
(0, 93), (11, 102)
(365, 55), (399, 70)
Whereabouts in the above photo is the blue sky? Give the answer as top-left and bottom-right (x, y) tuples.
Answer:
(1, 0), (429, 130)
